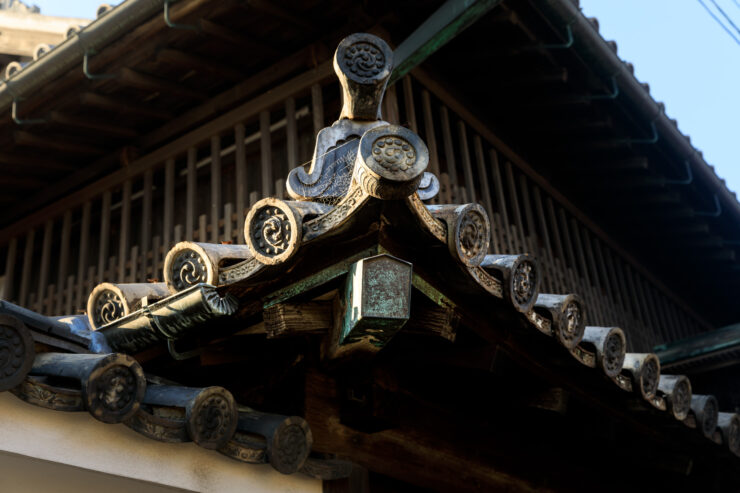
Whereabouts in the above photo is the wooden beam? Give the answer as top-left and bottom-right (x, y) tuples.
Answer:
(14, 131), (105, 155)
(0, 152), (74, 172)
(119, 68), (208, 102)
(263, 301), (333, 338)
(306, 370), (540, 492)
(198, 18), (279, 57)
(0, 175), (46, 189)
(156, 48), (244, 80)
(80, 92), (173, 120)
(49, 111), (138, 139)
(244, 0), (316, 33)
(411, 66), (714, 331)
(391, 0), (503, 83)
(136, 45), (319, 151)
(0, 63), (333, 242)
(569, 157), (648, 172)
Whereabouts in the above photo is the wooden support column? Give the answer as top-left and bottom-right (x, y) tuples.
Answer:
(36, 220), (53, 313)
(311, 84), (324, 138)
(420, 90), (441, 185)
(164, 158), (175, 250)
(186, 148), (197, 241)
(503, 162), (528, 254)
(97, 191), (112, 283)
(75, 201), (91, 310)
(198, 215), (207, 243)
(224, 203), (233, 243)
(211, 136), (222, 243)
(234, 126), (247, 244)
(65, 275), (74, 315)
(260, 111), (273, 198)
(2, 237), (17, 301)
(402, 76), (418, 133)
(152, 236), (161, 278)
(530, 185), (556, 293)
(285, 98), (298, 173)
(54, 210), (72, 314)
(457, 121), (477, 204)
(118, 180), (132, 280)
(439, 106), (459, 202)
(473, 136), (496, 251)
(383, 84), (400, 124)
(490, 150), (512, 253)
(141, 170), (153, 279)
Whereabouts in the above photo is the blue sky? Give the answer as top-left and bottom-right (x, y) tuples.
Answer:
(580, 0), (740, 196)
(30, 0), (105, 19)
(35, 1), (738, 196)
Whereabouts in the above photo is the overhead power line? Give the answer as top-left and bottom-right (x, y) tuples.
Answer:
(697, 0), (740, 46)
(709, 0), (740, 36)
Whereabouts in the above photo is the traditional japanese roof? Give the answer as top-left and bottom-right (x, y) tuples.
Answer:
(0, 0), (736, 336)
(2, 30), (740, 491)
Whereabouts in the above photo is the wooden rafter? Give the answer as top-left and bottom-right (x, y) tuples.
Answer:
(119, 68), (209, 102)
(79, 92), (173, 120)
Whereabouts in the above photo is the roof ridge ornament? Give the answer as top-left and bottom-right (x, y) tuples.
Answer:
(287, 33), (438, 203)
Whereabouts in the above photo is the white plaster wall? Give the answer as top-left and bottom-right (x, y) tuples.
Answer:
(0, 392), (321, 493)
(0, 450), (191, 492)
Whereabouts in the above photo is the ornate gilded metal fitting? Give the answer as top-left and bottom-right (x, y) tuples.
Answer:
(622, 353), (661, 401)
(245, 198), (305, 265)
(480, 254), (540, 313)
(354, 124), (430, 199)
(580, 326), (626, 378)
(534, 293), (586, 349)
(657, 374), (692, 421)
(0, 314), (35, 391)
(334, 33), (393, 120)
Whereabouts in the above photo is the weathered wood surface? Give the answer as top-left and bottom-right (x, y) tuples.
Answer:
(263, 301), (333, 338)
(300, 457), (354, 480)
